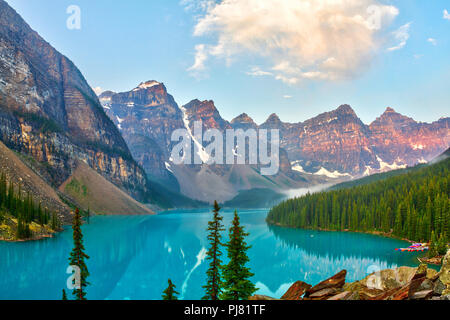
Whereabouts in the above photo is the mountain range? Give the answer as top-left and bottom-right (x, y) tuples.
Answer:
(100, 82), (449, 203)
(0, 0), (448, 211)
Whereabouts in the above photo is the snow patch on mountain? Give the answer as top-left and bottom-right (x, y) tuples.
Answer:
(165, 162), (174, 174)
(116, 116), (124, 130)
(377, 156), (407, 171)
(412, 143), (425, 150)
(291, 161), (306, 173)
(180, 106), (210, 163)
(418, 158), (428, 164)
(133, 81), (160, 91)
(314, 167), (351, 178)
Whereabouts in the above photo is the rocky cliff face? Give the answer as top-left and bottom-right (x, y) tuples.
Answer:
(100, 81), (183, 189)
(102, 86), (318, 203)
(281, 105), (377, 175)
(0, 0), (148, 199)
(368, 108), (449, 169)
(183, 99), (232, 132)
(101, 78), (449, 203)
(279, 105), (449, 176)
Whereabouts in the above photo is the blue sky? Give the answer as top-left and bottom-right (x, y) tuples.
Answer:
(5, 0), (450, 124)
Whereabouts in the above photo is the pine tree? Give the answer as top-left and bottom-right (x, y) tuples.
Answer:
(267, 157), (450, 243)
(394, 205), (403, 236)
(62, 289), (68, 300)
(51, 212), (60, 231)
(428, 231), (438, 258)
(437, 234), (448, 256)
(162, 279), (179, 300)
(202, 201), (225, 300)
(221, 211), (257, 300)
(68, 208), (90, 300)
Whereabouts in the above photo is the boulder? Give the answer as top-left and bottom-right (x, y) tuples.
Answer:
(410, 290), (434, 300)
(308, 288), (339, 300)
(281, 281), (312, 300)
(327, 291), (352, 301)
(407, 264), (428, 298)
(433, 279), (445, 295)
(390, 284), (411, 300)
(439, 249), (450, 295)
(305, 270), (347, 297)
(249, 295), (278, 301)
(360, 266), (416, 291)
(418, 279), (434, 291)
(426, 269), (439, 281)
(358, 287), (386, 300)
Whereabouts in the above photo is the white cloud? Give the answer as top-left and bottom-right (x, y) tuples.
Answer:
(93, 86), (103, 96)
(444, 9), (450, 20)
(187, 44), (209, 73)
(427, 38), (437, 46)
(283, 95), (293, 99)
(387, 23), (411, 51)
(246, 67), (273, 77)
(180, 0), (216, 12)
(186, 0), (399, 83)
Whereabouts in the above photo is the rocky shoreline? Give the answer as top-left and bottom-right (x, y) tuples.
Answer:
(0, 214), (60, 242)
(250, 250), (450, 301)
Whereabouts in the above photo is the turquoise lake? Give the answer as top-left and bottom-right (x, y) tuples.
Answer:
(0, 209), (424, 300)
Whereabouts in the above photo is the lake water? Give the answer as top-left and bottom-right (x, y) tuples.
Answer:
(0, 209), (424, 300)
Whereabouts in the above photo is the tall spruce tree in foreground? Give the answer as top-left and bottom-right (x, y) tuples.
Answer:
(162, 279), (179, 300)
(68, 208), (90, 300)
(202, 201), (225, 300)
(221, 211), (257, 300)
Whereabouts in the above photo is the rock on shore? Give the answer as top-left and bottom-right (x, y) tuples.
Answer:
(250, 249), (450, 301)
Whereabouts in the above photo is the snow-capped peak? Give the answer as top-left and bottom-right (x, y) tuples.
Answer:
(133, 81), (160, 91)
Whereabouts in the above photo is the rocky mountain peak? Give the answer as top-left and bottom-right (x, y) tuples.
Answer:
(184, 99), (215, 111)
(267, 113), (281, 123)
(371, 107), (417, 127)
(335, 104), (357, 116)
(231, 113), (257, 130)
(182, 99), (230, 131)
(133, 80), (162, 92)
(107, 80), (173, 108)
(260, 113), (283, 129)
(232, 113), (255, 124)
(0, 0), (148, 200)
(99, 91), (116, 98)
(384, 107), (396, 113)
(259, 113), (285, 131)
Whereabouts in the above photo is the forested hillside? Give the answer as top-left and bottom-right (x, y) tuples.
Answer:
(0, 173), (60, 240)
(267, 156), (450, 243)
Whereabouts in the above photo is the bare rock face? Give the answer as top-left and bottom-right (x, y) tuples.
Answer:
(304, 270), (347, 299)
(0, 0), (148, 200)
(100, 83), (183, 189)
(279, 105), (449, 176)
(281, 281), (312, 300)
(102, 88), (317, 203)
(275, 258), (450, 301)
(327, 291), (352, 300)
(183, 99), (232, 132)
(368, 108), (449, 169)
(359, 266), (417, 291)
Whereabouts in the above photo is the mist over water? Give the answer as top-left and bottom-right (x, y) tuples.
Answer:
(282, 183), (334, 199)
(0, 209), (421, 300)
